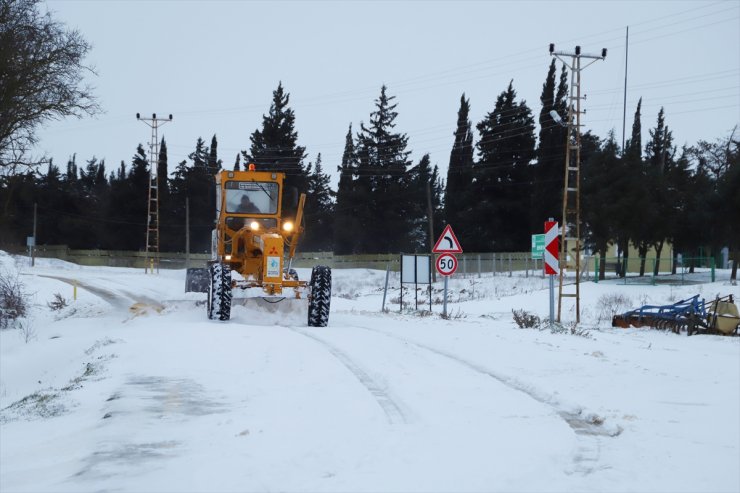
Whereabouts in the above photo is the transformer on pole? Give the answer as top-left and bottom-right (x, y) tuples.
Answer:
(549, 44), (606, 323)
(136, 113), (172, 273)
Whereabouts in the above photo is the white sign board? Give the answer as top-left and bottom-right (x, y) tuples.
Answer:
(401, 254), (431, 284)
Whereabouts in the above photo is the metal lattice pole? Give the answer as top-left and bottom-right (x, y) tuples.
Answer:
(136, 113), (172, 273)
(549, 45), (606, 324)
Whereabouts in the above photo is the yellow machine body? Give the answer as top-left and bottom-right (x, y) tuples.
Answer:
(213, 168), (306, 296)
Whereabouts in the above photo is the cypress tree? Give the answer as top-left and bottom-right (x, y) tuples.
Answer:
(407, 153), (443, 252)
(534, 60), (568, 230)
(643, 108), (675, 274)
(334, 124), (360, 254)
(36, 160), (64, 245)
(445, 93), (475, 245)
(302, 153), (334, 251)
(614, 98), (643, 276)
(208, 134), (222, 173)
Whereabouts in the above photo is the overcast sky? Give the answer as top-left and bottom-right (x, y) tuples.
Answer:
(36, 0), (739, 188)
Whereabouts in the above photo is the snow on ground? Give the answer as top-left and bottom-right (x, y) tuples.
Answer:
(1, 251), (738, 492)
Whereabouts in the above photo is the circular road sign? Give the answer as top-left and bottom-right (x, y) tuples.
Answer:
(436, 253), (458, 276)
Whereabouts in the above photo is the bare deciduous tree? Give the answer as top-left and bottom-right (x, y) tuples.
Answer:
(0, 0), (99, 169)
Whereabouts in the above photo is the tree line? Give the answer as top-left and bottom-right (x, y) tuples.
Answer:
(2, 75), (738, 277)
(1, 1), (737, 277)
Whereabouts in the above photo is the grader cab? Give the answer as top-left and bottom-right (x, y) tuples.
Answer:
(186, 165), (331, 326)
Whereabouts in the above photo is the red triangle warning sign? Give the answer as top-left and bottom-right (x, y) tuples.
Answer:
(433, 225), (463, 253)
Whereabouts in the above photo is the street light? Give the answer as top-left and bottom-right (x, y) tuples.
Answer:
(550, 110), (565, 127)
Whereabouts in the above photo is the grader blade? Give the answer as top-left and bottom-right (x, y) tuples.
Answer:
(185, 267), (209, 293)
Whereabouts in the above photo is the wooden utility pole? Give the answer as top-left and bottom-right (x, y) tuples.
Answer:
(426, 181), (436, 282)
(549, 44), (606, 324)
(31, 202), (37, 267)
(185, 196), (190, 269)
(136, 113), (172, 273)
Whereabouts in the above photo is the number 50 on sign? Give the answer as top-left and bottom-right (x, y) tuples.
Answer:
(436, 253), (458, 276)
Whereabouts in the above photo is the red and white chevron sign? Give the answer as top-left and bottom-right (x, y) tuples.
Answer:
(544, 221), (559, 275)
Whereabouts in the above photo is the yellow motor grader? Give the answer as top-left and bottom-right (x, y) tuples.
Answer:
(186, 165), (331, 326)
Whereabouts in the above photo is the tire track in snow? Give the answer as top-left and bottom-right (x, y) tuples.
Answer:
(351, 324), (620, 437)
(289, 327), (407, 425)
(342, 324), (618, 476)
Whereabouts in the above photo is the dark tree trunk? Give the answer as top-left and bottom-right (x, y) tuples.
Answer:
(599, 245), (607, 280)
(638, 243), (648, 277)
(653, 240), (664, 276)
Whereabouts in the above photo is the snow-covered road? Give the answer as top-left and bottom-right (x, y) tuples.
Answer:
(1, 254), (738, 492)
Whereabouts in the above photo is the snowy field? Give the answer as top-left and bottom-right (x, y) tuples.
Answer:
(1, 250), (738, 493)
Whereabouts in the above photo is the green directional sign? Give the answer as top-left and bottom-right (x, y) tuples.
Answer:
(531, 234), (545, 259)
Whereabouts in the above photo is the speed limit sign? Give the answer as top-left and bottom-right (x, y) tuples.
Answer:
(436, 253), (458, 276)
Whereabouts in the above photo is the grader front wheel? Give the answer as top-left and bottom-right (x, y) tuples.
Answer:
(308, 266), (331, 327)
(207, 263), (232, 321)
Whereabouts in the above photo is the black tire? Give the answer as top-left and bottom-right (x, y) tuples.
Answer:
(207, 262), (232, 321)
(308, 265), (331, 327)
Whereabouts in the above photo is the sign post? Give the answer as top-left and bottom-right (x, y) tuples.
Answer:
(544, 219), (559, 325)
(433, 225), (463, 318)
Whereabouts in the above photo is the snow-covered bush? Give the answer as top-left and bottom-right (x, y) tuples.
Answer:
(47, 293), (68, 311)
(512, 309), (541, 329)
(0, 269), (28, 330)
(595, 293), (632, 323)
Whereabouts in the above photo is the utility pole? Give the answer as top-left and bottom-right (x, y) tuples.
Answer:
(185, 196), (190, 269)
(549, 44), (606, 324)
(136, 113), (172, 273)
(31, 202), (37, 267)
(426, 181), (436, 282)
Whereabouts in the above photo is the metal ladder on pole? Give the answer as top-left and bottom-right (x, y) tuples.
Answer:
(145, 122), (160, 273)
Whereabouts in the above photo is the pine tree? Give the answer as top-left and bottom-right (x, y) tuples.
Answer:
(333, 124), (360, 254)
(243, 82), (308, 216)
(445, 94), (475, 245)
(582, 132), (619, 279)
(473, 80), (536, 251)
(354, 85), (412, 253)
(169, 138), (218, 253)
(103, 145), (149, 250)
